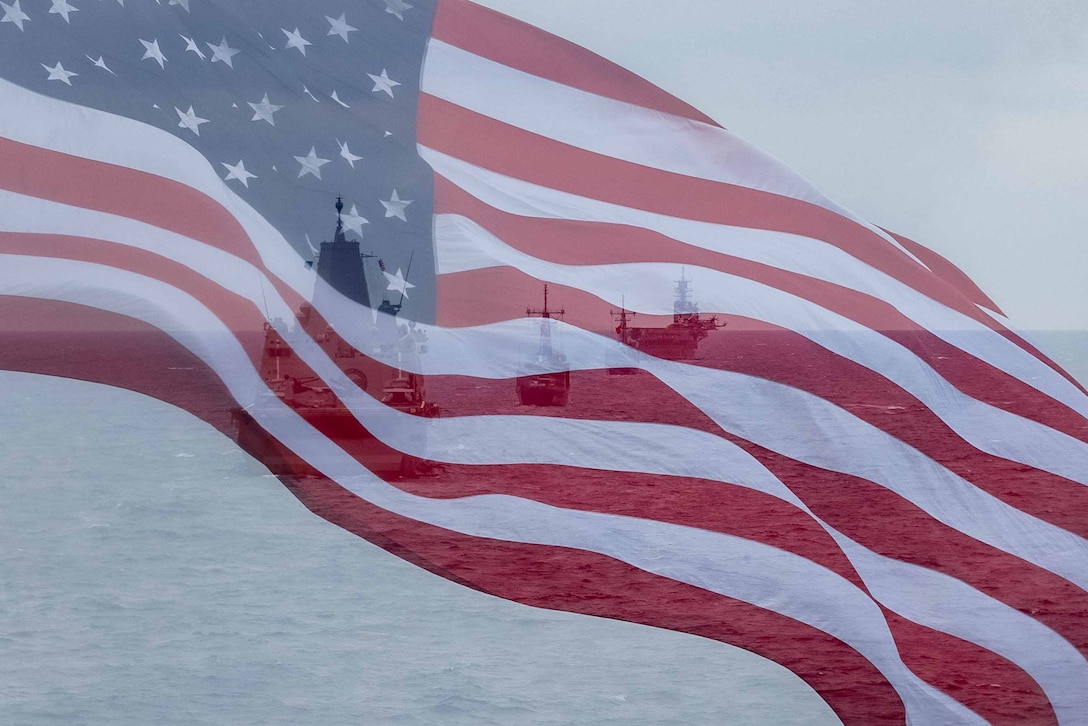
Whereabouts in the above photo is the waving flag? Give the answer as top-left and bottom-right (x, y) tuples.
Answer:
(2, 1), (1087, 723)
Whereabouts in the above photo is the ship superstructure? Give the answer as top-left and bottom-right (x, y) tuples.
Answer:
(611, 271), (722, 361)
(312, 197), (373, 309)
(516, 285), (571, 406)
(232, 198), (435, 477)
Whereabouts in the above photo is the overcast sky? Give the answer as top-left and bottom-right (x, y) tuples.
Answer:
(474, 0), (1088, 330)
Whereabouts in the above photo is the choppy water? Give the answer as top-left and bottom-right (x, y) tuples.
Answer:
(0, 372), (839, 725)
(3, 331), (1085, 725)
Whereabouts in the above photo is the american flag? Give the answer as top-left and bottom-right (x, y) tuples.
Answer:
(2, 1), (1088, 723)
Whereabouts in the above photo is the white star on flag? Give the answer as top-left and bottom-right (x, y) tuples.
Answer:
(282, 28), (311, 56)
(329, 90), (350, 108)
(337, 140), (363, 168)
(384, 0), (413, 21)
(383, 268), (415, 299)
(42, 61), (77, 86)
(168, 0), (189, 11)
(175, 105), (208, 136)
(48, 0), (77, 23)
(180, 35), (206, 60)
(1, 0), (30, 31)
(221, 159), (257, 188)
(294, 147), (330, 179)
(326, 13), (356, 43)
(368, 69), (400, 98)
(248, 93), (282, 126)
(341, 203), (369, 235)
(207, 37), (240, 68)
(380, 190), (412, 222)
(140, 38), (167, 68)
(86, 55), (117, 75)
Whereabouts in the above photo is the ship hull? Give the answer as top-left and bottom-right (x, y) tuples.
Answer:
(623, 326), (701, 361)
(516, 371), (570, 407)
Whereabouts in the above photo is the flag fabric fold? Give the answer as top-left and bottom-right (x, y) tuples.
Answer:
(2, 1), (1086, 723)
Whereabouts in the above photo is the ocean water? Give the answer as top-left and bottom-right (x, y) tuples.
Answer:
(1024, 330), (1088, 386)
(0, 372), (838, 725)
(2, 331), (1085, 725)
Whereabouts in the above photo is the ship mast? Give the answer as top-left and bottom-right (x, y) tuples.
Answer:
(674, 268), (699, 324)
(527, 283), (565, 320)
(610, 296), (635, 344)
(526, 284), (564, 359)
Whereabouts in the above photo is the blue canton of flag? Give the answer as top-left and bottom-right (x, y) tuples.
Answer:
(0, 0), (438, 318)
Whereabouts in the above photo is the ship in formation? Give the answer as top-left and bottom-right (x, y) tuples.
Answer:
(516, 285), (571, 407)
(516, 274), (723, 403)
(609, 271), (722, 373)
(232, 200), (721, 459)
(231, 198), (436, 478)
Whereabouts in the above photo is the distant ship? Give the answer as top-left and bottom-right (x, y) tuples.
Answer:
(232, 198), (436, 477)
(516, 285), (570, 406)
(611, 272), (722, 362)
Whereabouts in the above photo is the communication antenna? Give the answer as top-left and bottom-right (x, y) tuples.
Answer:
(257, 269), (270, 320)
(398, 250), (415, 307)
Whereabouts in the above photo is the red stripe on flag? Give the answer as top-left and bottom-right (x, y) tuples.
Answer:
(0, 4), (1082, 720)
(0, 289), (1065, 722)
(0, 137), (332, 328)
(432, 0), (720, 127)
(436, 259), (1088, 454)
(879, 608), (1057, 726)
(418, 95), (985, 320)
(888, 230), (1004, 316)
(0, 296), (241, 435)
(434, 269), (1088, 650)
(0, 294), (913, 724)
(0, 244), (862, 590)
(767, 445), (1088, 657)
(0, 234), (266, 365)
(889, 229), (1087, 396)
(0, 137), (263, 267)
(394, 462), (870, 590)
(435, 178), (1088, 444)
(421, 347), (1088, 555)
(284, 472), (909, 726)
(9, 236), (1085, 663)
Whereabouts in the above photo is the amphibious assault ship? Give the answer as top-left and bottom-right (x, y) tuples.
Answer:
(611, 272), (722, 362)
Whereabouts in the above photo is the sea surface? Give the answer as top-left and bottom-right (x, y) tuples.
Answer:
(1, 331), (1085, 725)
